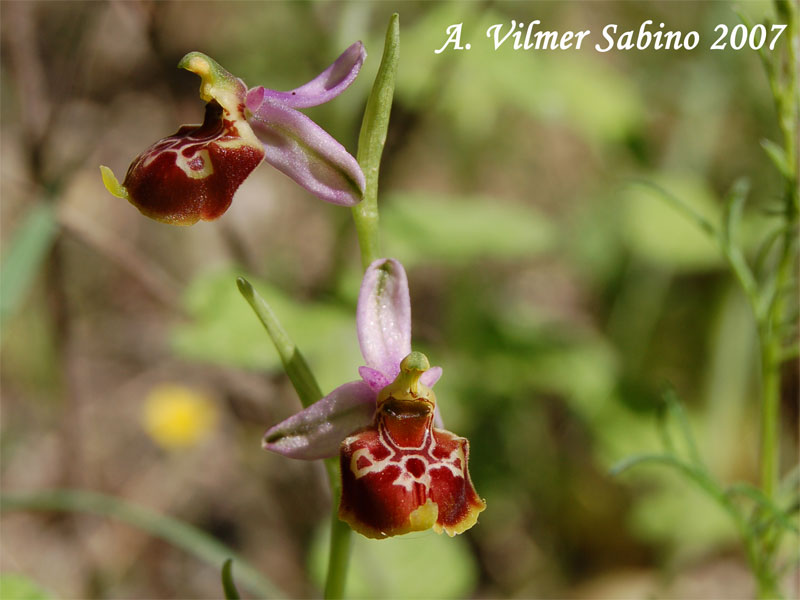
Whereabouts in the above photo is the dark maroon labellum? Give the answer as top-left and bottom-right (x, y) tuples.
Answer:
(339, 396), (485, 539)
(122, 101), (264, 225)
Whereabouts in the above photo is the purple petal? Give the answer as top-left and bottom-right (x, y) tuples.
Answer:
(254, 42), (365, 108)
(420, 366), (443, 388)
(262, 380), (375, 460)
(358, 366), (390, 392)
(357, 258), (412, 379)
(245, 92), (364, 205)
(434, 405), (444, 429)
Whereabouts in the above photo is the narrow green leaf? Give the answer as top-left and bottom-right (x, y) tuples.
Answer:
(0, 489), (284, 599)
(222, 559), (241, 600)
(610, 448), (764, 558)
(726, 483), (800, 535)
(734, 10), (772, 67)
(0, 204), (58, 335)
(663, 388), (704, 468)
(610, 452), (682, 477)
(754, 223), (792, 273)
(656, 400), (676, 455)
(722, 178), (750, 246)
(234, 279), (350, 599)
(761, 138), (792, 180)
(352, 13), (400, 269)
(610, 452), (749, 537)
(236, 277), (323, 408)
(630, 179), (759, 307)
(630, 179), (717, 239)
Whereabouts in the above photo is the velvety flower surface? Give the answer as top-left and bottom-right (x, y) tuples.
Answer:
(101, 44), (366, 225)
(263, 258), (485, 539)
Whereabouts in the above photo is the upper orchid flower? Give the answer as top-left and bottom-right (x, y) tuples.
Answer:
(263, 258), (486, 539)
(101, 44), (366, 225)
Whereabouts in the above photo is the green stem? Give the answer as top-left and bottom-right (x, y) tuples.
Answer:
(754, 4), (799, 596)
(325, 518), (353, 599)
(323, 460), (352, 600)
(321, 15), (402, 596)
(352, 13), (400, 270)
(755, 218), (795, 600)
(759, 313), (782, 502)
(242, 15), (402, 597)
(759, 0), (799, 505)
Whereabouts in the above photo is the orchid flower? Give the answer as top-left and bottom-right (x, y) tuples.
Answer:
(101, 44), (366, 225)
(263, 258), (486, 539)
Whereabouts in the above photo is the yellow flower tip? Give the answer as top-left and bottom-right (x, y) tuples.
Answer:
(99, 165), (129, 200)
(432, 496), (486, 537)
(407, 499), (439, 531)
(187, 55), (211, 78)
(177, 51), (210, 77)
(142, 384), (218, 450)
(177, 51), (243, 110)
(340, 500), (439, 540)
(179, 52), (213, 101)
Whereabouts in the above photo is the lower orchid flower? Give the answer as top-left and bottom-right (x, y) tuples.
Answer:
(263, 258), (486, 539)
(101, 43), (366, 225)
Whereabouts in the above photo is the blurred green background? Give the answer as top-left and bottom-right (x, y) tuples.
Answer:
(1, 1), (797, 598)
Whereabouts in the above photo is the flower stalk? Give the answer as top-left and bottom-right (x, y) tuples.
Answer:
(325, 14), (399, 596)
(325, 13), (400, 599)
(241, 16), (408, 598)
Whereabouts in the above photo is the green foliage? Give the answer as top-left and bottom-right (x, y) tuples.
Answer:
(611, 4), (799, 594)
(0, 204), (58, 339)
(622, 175), (723, 271)
(397, 6), (643, 143)
(172, 269), (361, 393)
(0, 574), (52, 600)
(761, 139), (792, 180)
(383, 192), (555, 265)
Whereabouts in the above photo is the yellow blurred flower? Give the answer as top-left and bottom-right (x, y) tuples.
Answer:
(142, 384), (218, 449)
